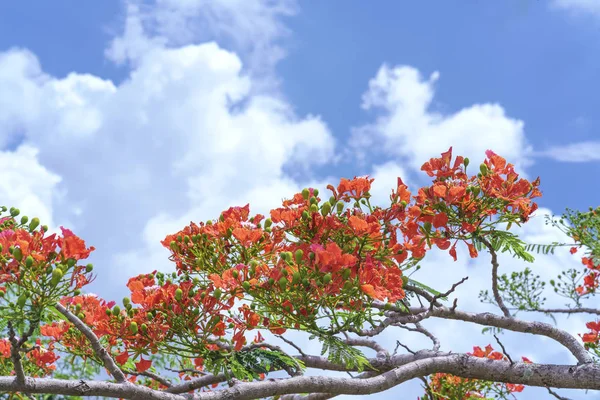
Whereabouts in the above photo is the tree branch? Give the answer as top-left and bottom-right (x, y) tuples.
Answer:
(479, 237), (511, 317)
(55, 302), (127, 382)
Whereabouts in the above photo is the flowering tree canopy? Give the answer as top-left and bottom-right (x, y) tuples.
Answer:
(0, 148), (599, 399)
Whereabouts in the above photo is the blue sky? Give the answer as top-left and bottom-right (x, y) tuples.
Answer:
(0, 1), (599, 398)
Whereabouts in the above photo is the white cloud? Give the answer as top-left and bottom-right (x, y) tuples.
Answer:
(0, 38), (334, 297)
(352, 65), (533, 175)
(0, 145), (61, 227)
(539, 140), (600, 162)
(552, 0), (600, 16)
(107, 0), (297, 76)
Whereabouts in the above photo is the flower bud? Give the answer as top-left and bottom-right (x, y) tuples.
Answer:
(129, 322), (138, 334)
(41, 225), (48, 232)
(67, 258), (76, 268)
(123, 297), (130, 306)
(10, 208), (19, 217)
(302, 210), (310, 219)
(463, 158), (470, 167)
(17, 294), (27, 308)
(278, 277), (287, 291)
(301, 188), (310, 200)
(213, 288), (222, 300)
(51, 268), (63, 286)
(13, 247), (22, 262)
(264, 218), (272, 229)
(321, 202), (331, 216)
(86, 264), (94, 273)
(175, 288), (183, 301)
(242, 281), (251, 291)
(25, 255), (34, 268)
(141, 323), (148, 334)
(310, 204), (319, 213)
(322, 273), (332, 285)
(292, 272), (301, 285)
(112, 306), (121, 316)
(20, 216), (28, 225)
(28, 218), (40, 232)
(294, 249), (304, 264)
(337, 202), (344, 213)
(313, 188), (319, 197)
(479, 163), (488, 175)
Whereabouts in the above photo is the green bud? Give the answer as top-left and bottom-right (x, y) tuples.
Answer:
(213, 288), (222, 300)
(278, 277), (287, 291)
(20, 215), (28, 225)
(12, 247), (22, 262)
(292, 272), (301, 285)
(129, 322), (138, 334)
(313, 188), (319, 197)
(264, 218), (272, 229)
(106, 309), (112, 317)
(301, 188), (310, 200)
(294, 249), (304, 264)
(321, 202), (331, 216)
(86, 264), (94, 273)
(170, 241), (179, 252)
(10, 208), (20, 217)
(41, 225), (48, 232)
(75, 304), (82, 313)
(73, 289), (81, 296)
(232, 270), (239, 279)
(51, 268), (63, 286)
(463, 158), (470, 167)
(112, 306), (121, 316)
(17, 294), (27, 308)
(302, 210), (310, 219)
(401, 276), (409, 286)
(342, 268), (351, 280)
(25, 255), (34, 268)
(479, 163), (488, 175)
(29, 217), (40, 232)
(242, 281), (251, 291)
(175, 288), (183, 301)
(329, 196), (336, 206)
(123, 297), (131, 306)
(302, 278), (310, 287)
(310, 204), (319, 213)
(423, 222), (432, 233)
(322, 273), (332, 285)
(268, 278), (275, 286)
(337, 202), (344, 213)
(141, 323), (148, 334)
(67, 258), (76, 268)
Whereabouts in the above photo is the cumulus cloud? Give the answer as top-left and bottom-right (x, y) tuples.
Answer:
(351, 65), (533, 176)
(538, 140), (600, 162)
(107, 0), (297, 76)
(0, 38), (334, 297)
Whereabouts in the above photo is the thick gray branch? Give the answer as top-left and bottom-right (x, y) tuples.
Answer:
(55, 302), (126, 382)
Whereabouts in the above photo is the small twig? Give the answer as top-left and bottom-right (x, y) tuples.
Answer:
(393, 340), (415, 355)
(429, 277), (468, 312)
(493, 334), (513, 365)
(276, 335), (307, 357)
(479, 237), (511, 318)
(419, 376), (434, 399)
(122, 368), (172, 388)
(547, 387), (572, 400)
(55, 302), (126, 382)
